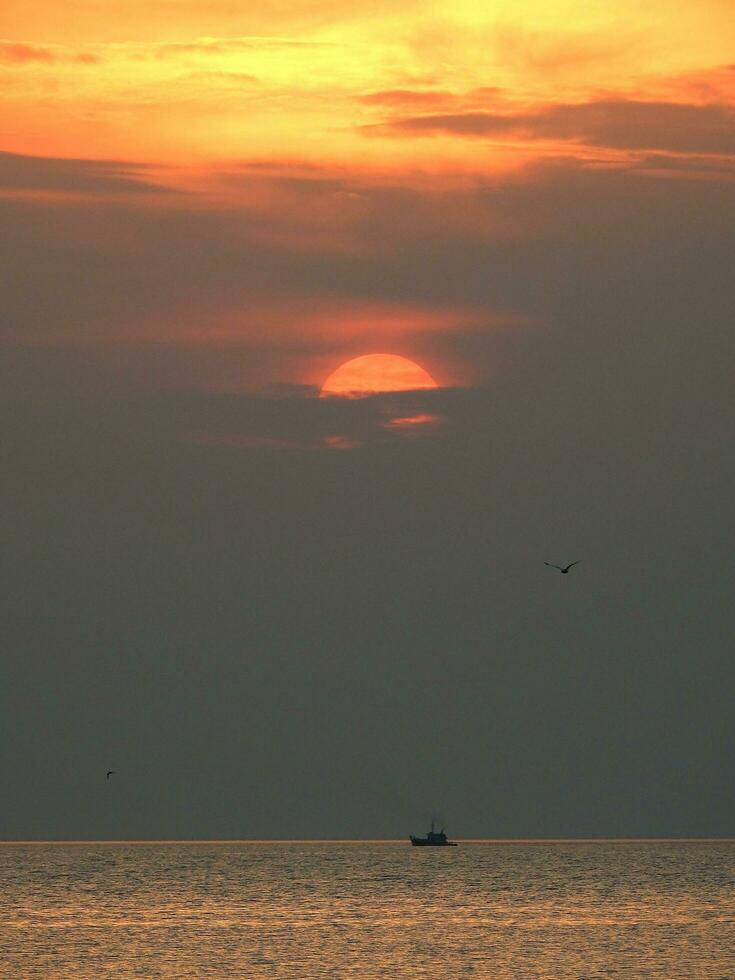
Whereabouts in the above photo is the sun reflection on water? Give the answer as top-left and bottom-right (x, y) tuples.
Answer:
(0, 842), (732, 978)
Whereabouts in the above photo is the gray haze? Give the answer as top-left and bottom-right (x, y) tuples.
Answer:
(1, 152), (733, 838)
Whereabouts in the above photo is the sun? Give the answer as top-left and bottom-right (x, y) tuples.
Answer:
(320, 354), (438, 397)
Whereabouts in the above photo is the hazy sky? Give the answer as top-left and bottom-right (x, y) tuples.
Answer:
(1, 0), (734, 839)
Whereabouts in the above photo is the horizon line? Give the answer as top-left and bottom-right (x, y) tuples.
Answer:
(2, 837), (734, 845)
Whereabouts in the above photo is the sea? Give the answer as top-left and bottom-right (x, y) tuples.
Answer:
(0, 841), (732, 979)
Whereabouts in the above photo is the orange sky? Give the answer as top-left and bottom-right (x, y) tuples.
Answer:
(2, 0), (735, 397)
(2, 0), (734, 168)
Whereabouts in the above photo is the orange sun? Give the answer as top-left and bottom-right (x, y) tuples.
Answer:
(320, 354), (438, 397)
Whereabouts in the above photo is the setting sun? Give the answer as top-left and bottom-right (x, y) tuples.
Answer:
(320, 354), (438, 397)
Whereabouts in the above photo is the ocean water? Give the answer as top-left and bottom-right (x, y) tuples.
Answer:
(0, 841), (732, 979)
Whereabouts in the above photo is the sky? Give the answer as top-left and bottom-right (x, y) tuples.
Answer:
(1, 0), (734, 839)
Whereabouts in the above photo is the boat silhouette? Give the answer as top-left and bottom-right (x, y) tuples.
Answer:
(409, 820), (457, 846)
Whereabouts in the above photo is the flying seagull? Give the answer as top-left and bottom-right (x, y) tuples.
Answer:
(544, 561), (580, 574)
(106, 770), (115, 779)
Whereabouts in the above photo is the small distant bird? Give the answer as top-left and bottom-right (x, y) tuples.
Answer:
(544, 561), (580, 574)
(106, 770), (115, 780)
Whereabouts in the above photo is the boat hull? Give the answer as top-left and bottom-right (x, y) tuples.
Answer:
(410, 836), (457, 846)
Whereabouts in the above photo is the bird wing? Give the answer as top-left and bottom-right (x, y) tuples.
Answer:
(563, 561), (580, 571)
(544, 562), (562, 570)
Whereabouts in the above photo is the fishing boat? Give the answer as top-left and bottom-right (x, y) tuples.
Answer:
(409, 820), (457, 846)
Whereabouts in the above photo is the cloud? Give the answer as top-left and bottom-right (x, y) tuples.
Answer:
(489, 24), (631, 75)
(152, 36), (336, 59)
(358, 89), (458, 110)
(0, 42), (56, 64)
(658, 63), (735, 104)
(187, 431), (303, 451)
(1, 147), (734, 408)
(0, 41), (100, 65)
(630, 152), (735, 180)
(373, 98), (735, 156)
(0, 151), (175, 195)
(182, 384), (459, 453)
(0, 377), (457, 452)
(181, 69), (259, 85)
